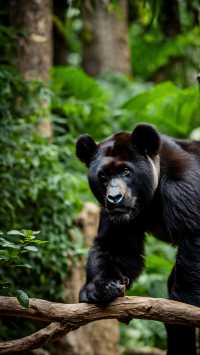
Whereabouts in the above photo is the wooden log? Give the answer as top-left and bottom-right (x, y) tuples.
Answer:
(124, 347), (165, 355)
(0, 296), (200, 354)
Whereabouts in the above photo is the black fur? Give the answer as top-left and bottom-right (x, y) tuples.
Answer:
(131, 123), (160, 156)
(76, 124), (200, 355)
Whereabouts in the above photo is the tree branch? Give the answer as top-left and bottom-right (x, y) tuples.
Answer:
(1, 296), (200, 354)
(0, 322), (65, 355)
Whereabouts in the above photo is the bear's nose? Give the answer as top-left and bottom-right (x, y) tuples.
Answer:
(107, 193), (123, 206)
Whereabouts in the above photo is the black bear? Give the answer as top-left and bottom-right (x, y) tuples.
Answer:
(76, 123), (200, 355)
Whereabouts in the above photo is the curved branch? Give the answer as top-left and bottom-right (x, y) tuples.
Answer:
(0, 322), (65, 355)
(1, 296), (200, 354)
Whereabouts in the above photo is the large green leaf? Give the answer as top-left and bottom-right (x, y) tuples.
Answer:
(123, 82), (199, 136)
(51, 66), (108, 102)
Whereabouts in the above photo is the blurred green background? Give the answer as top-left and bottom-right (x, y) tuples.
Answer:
(0, 0), (199, 353)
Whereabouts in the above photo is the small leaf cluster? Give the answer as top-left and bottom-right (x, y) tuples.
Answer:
(0, 229), (44, 307)
(0, 230), (42, 268)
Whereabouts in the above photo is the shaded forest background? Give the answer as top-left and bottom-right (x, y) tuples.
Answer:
(0, 0), (199, 354)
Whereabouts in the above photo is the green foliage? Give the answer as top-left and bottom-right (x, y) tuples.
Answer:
(52, 66), (107, 101)
(0, 67), (87, 302)
(53, 5), (82, 66)
(98, 73), (199, 138)
(51, 68), (200, 147)
(0, 25), (17, 64)
(51, 66), (112, 139)
(131, 235), (175, 298)
(122, 81), (199, 137)
(0, 230), (43, 271)
(0, 229), (46, 307)
(129, 24), (200, 84)
(99, 73), (152, 109)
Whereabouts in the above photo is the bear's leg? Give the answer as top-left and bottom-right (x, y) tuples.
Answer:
(165, 324), (196, 355)
(79, 212), (145, 304)
(79, 241), (144, 304)
(166, 266), (196, 355)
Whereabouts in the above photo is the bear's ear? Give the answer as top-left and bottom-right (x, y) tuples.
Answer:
(76, 134), (97, 166)
(131, 124), (160, 156)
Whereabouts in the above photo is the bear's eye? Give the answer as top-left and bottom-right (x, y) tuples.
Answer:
(99, 172), (108, 184)
(122, 167), (130, 177)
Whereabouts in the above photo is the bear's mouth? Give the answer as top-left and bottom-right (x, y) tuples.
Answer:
(105, 196), (138, 223)
(107, 207), (134, 223)
(106, 198), (140, 223)
(109, 211), (132, 223)
(109, 207), (128, 214)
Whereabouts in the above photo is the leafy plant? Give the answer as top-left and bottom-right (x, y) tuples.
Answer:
(0, 229), (45, 307)
(0, 230), (43, 269)
(129, 24), (200, 85)
(121, 81), (199, 137)
(0, 67), (88, 302)
(51, 66), (112, 140)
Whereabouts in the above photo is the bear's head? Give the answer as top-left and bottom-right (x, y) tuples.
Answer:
(76, 124), (161, 223)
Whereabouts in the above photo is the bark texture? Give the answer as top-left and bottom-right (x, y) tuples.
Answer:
(53, 203), (119, 355)
(1, 296), (200, 354)
(9, 0), (52, 81)
(82, 0), (130, 76)
(9, 0), (53, 138)
(124, 347), (165, 355)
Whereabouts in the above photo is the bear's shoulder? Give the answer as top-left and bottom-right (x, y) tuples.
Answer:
(155, 135), (200, 239)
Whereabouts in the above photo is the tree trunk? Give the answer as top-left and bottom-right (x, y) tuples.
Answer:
(52, 203), (120, 355)
(82, 0), (130, 76)
(9, 0), (52, 81)
(53, 0), (68, 65)
(9, 0), (53, 138)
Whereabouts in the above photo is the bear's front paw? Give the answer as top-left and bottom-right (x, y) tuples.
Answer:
(79, 279), (125, 305)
